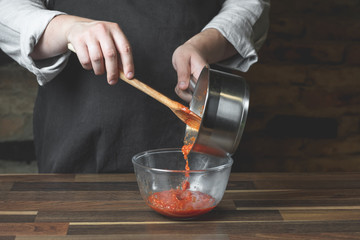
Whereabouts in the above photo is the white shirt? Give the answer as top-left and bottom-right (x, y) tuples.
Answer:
(0, 0), (269, 85)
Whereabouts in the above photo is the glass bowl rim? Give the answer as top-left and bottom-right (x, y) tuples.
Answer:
(132, 148), (233, 173)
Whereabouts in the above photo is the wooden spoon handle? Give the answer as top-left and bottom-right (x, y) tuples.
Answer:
(118, 72), (177, 108)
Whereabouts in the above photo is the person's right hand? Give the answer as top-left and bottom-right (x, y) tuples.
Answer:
(31, 15), (134, 85)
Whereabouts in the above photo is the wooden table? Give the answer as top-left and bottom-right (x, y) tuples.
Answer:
(1, 172), (360, 239)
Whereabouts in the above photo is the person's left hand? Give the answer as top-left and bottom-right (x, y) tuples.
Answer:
(172, 43), (207, 103)
(172, 28), (237, 102)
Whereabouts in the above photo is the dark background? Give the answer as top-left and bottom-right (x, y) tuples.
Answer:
(231, 0), (360, 172)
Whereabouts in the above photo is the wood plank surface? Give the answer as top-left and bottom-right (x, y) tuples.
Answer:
(0, 223), (68, 236)
(0, 173), (360, 239)
(15, 234), (229, 240)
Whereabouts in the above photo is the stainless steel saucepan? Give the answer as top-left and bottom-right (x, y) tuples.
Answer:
(184, 66), (249, 157)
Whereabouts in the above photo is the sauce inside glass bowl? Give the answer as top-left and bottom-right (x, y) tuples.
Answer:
(147, 140), (216, 218)
(147, 187), (215, 218)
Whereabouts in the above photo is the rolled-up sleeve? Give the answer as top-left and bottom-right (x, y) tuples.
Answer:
(203, 0), (270, 72)
(0, 0), (70, 85)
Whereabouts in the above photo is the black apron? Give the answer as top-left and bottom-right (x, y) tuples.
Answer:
(34, 0), (224, 173)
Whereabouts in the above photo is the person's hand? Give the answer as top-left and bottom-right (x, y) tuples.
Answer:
(31, 15), (134, 85)
(172, 43), (207, 103)
(172, 28), (237, 102)
(66, 19), (134, 85)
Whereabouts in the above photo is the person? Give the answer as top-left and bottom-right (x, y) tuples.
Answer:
(0, 0), (270, 173)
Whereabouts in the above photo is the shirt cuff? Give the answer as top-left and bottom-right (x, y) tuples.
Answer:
(202, 0), (269, 72)
(203, 20), (258, 73)
(20, 10), (70, 86)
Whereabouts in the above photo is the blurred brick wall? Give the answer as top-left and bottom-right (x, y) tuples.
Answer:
(0, 63), (37, 142)
(0, 0), (359, 171)
(232, 0), (360, 172)
(0, 56), (37, 162)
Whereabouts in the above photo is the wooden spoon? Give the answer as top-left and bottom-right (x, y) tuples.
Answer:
(67, 43), (201, 130)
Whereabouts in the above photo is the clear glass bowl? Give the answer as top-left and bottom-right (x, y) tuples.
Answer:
(132, 148), (233, 219)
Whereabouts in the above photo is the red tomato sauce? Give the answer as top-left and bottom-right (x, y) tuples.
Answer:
(181, 142), (193, 178)
(147, 188), (216, 218)
(147, 138), (216, 218)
